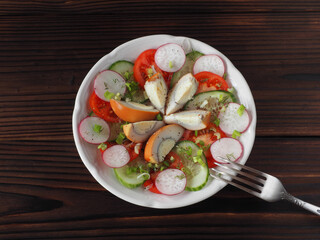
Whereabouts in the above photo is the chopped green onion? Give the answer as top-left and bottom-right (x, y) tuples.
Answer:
(169, 61), (174, 69)
(88, 111), (94, 116)
(93, 124), (102, 133)
(124, 71), (133, 81)
(186, 146), (193, 156)
(163, 161), (170, 167)
(156, 113), (163, 121)
(214, 132), (221, 140)
(147, 68), (153, 78)
(232, 130), (241, 139)
(195, 139), (205, 146)
(97, 143), (107, 151)
(237, 104), (246, 116)
(193, 149), (205, 166)
(194, 130), (198, 137)
(115, 132), (126, 144)
(223, 72), (227, 80)
(114, 92), (122, 100)
(214, 118), (220, 126)
(170, 156), (175, 162)
(104, 90), (115, 100)
(160, 166), (166, 171)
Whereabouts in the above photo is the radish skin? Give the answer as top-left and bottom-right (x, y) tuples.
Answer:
(79, 116), (110, 144)
(102, 145), (130, 168)
(210, 137), (243, 163)
(155, 43), (186, 72)
(94, 70), (126, 102)
(155, 169), (186, 195)
(193, 54), (225, 77)
(218, 103), (250, 135)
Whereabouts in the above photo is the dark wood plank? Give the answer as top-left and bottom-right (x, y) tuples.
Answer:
(0, 0), (319, 16)
(0, 138), (319, 239)
(0, 13), (319, 139)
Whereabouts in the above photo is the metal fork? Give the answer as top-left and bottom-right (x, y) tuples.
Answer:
(211, 157), (320, 215)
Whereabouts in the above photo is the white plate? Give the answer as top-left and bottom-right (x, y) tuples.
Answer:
(72, 34), (257, 209)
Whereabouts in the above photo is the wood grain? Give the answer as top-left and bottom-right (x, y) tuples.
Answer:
(0, 138), (319, 239)
(0, 1), (319, 239)
(0, 13), (320, 139)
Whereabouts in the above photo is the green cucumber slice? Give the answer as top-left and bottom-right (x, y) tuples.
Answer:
(184, 90), (236, 121)
(170, 50), (204, 88)
(109, 60), (135, 81)
(109, 60), (147, 103)
(114, 156), (149, 189)
(172, 140), (209, 191)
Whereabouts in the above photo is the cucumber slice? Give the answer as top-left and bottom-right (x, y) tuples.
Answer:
(109, 60), (147, 103)
(184, 90), (236, 121)
(109, 60), (135, 81)
(170, 50), (204, 88)
(172, 140), (209, 191)
(114, 155), (149, 189)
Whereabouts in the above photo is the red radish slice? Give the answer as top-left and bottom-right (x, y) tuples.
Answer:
(193, 54), (225, 77)
(102, 145), (130, 168)
(94, 70), (126, 101)
(155, 169), (186, 195)
(155, 43), (186, 72)
(79, 116), (110, 144)
(210, 137), (243, 163)
(218, 103), (250, 135)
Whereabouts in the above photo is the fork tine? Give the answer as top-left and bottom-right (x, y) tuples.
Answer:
(217, 157), (268, 179)
(212, 164), (264, 192)
(214, 161), (266, 185)
(211, 168), (262, 198)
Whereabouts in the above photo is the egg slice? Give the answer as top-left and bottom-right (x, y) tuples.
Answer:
(166, 73), (198, 115)
(144, 73), (168, 114)
(163, 110), (211, 130)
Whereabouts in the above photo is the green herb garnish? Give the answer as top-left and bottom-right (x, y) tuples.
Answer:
(232, 130), (241, 139)
(104, 90), (115, 100)
(237, 104), (246, 116)
(93, 124), (103, 133)
(156, 113), (163, 121)
(115, 132), (126, 144)
(97, 143), (107, 151)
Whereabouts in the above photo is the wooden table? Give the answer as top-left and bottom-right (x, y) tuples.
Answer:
(0, 1), (319, 239)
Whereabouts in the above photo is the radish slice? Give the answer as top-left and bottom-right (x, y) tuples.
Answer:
(102, 145), (130, 168)
(79, 116), (110, 144)
(193, 54), (225, 77)
(155, 169), (186, 195)
(94, 70), (126, 101)
(155, 43), (186, 72)
(218, 103), (250, 135)
(210, 137), (243, 163)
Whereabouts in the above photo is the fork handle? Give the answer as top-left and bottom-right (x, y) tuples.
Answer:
(283, 192), (320, 216)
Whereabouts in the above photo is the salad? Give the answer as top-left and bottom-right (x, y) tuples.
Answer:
(78, 42), (251, 196)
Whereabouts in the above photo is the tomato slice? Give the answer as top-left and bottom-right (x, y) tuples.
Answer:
(133, 49), (172, 88)
(89, 91), (121, 123)
(143, 172), (162, 194)
(194, 71), (228, 94)
(181, 123), (226, 168)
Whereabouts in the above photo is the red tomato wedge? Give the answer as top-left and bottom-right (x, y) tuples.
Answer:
(194, 71), (228, 94)
(133, 49), (172, 88)
(181, 123), (226, 168)
(89, 92), (121, 123)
